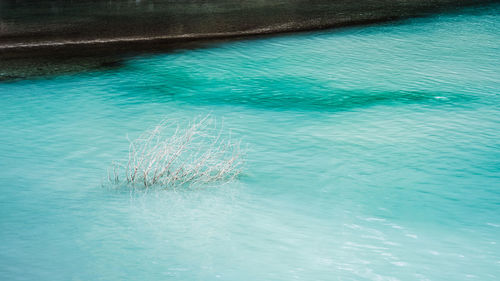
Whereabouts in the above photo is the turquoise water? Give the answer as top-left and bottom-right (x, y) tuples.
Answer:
(1, 6), (500, 281)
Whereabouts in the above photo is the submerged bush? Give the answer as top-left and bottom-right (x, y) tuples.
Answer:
(109, 116), (242, 189)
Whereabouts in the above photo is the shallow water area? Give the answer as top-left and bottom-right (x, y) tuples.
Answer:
(1, 5), (500, 281)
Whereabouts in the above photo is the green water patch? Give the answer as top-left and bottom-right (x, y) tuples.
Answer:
(121, 79), (472, 111)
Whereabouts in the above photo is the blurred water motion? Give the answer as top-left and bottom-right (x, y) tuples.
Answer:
(1, 5), (500, 281)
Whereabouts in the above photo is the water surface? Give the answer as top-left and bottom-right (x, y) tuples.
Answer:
(1, 6), (499, 281)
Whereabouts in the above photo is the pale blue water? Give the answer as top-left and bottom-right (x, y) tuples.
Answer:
(1, 6), (500, 281)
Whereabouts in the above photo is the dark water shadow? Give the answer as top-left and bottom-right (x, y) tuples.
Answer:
(1, 2), (498, 82)
(118, 81), (473, 112)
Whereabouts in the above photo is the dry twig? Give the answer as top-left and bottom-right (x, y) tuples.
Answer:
(109, 116), (242, 189)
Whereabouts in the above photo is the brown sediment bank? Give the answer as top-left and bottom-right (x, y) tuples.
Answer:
(0, 0), (498, 79)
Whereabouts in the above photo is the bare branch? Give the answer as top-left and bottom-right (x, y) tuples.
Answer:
(109, 116), (243, 189)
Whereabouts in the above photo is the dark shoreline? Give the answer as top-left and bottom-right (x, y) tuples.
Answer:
(1, 0), (498, 81)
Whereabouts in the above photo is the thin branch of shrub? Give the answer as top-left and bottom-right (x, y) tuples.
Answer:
(108, 116), (243, 189)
